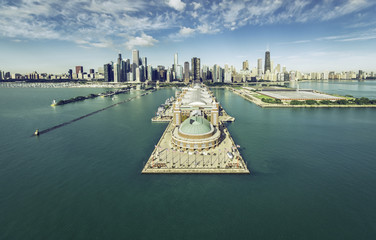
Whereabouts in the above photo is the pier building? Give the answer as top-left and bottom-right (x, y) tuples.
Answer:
(171, 84), (221, 151)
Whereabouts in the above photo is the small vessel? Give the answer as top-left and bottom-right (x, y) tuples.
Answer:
(51, 99), (57, 106)
(34, 129), (39, 136)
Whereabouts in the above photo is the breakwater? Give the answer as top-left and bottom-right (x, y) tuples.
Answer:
(53, 88), (130, 106)
(33, 89), (155, 136)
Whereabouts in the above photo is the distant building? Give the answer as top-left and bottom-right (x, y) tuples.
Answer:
(191, 57), (200, 81)
(242, 60), (249, 71)
(184, 61), (190, 82)
(264, 51), (271, 73)
(68, 69), (73, 79)
(75, 66), (83, 74)
(257, 58), (263, 76)
(142, 57), (147, 80)
(104, 63), (113, 82)
(132, 50), (139, 81)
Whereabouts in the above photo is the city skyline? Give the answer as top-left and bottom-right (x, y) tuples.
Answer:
(1, 0), (376, 74)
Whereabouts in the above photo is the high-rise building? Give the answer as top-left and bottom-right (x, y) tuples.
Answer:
(242, 60), (249, 71)
(132, 50), (139, 81)
(184, 61), (190, 82)
(176, 65), (183, 81)
(113, 63), (120, 83)
(147, 65), (153, 81)
(257, 58), (263, 76)
(75, 66), (83, 74)
(213, 64), (218, 82)
(68, 69), (73, 79)
(104, 64), (113, 82)
(191, 57), (200, 81)
(264, 51), (271, 73)
(117, 53), (122, 81)
(142, 57), (147, 80)
(174, 53), (178, 71)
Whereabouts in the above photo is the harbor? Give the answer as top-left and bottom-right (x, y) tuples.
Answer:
(143, 84), (249, 174)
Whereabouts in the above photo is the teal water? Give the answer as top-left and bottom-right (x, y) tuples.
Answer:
(1, 84), (376, 239)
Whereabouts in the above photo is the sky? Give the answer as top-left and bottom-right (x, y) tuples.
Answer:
(0, 0), (376, 74)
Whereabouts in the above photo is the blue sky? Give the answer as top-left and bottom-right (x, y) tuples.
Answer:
(1, 0), (376, 74)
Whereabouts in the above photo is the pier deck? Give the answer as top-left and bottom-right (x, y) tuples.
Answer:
(142, 119), (249, 174)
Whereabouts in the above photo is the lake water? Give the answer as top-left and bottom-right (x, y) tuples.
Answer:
(1, 82), (376, 239)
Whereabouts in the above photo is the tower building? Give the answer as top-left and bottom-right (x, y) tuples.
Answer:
(75, 66), (83, 74)
(132, 50), (139, 81)
(257, 58), (263, 76)
(191, 57), (201, 81)
(184, 61), (190, 82)
(264, 51), (271, 73)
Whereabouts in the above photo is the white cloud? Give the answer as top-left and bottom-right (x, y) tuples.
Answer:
(125, 33), (158, 50)
(166, 0), (186, 11)
(192, 2), (201, 10)
(179, 27), (195, 36)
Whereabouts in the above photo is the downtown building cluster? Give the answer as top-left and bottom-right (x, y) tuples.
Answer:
(1, 49), (375, 82)
(102, 50), (201, 83)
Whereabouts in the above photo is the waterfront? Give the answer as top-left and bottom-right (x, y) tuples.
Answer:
(1, 82), (376, 239)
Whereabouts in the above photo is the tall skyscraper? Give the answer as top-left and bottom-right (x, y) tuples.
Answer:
(191, 57), (200, 81)
(117, 53), (122, 81)
(113, 63), (121, 83)
(75, 66), (83, 74)
(132, 50), (139, 81)
(142, 57), (147, 81)
(68, 69), (73, 79)
(264, 51), (271, 73)
(174, 53), (178, 70)
(104, 64), (113, 82)
(121, 60), (128, 81)
(257, 58), (263, 76)
(147, 65), (153, 81)
(184, 61), (189, 82)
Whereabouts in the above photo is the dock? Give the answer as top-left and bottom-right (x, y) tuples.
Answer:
(143, 116), (249, 174)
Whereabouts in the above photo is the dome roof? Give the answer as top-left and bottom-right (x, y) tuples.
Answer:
(180, 116), (212, 135)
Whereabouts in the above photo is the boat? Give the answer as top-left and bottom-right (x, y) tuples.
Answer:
(51, 99), (57, 106)
(34, 129), (39, 136)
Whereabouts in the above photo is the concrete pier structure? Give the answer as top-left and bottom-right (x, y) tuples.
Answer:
(142, 84), (249, 174)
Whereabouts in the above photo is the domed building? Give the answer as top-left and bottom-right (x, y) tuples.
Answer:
(171, 84), (221, 151)
(172, 115), (221, 151)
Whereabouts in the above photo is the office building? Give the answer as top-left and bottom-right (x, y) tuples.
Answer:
(191, 57), (200, 81)
(264, 51), (271, 73)
(104, 63), (113, 82)
(242, 60), (249, 71)
(257, 58), (263, 76)
(132, 50), (139, 81)
(75, 66), (83, 74)
(184, 61), (189, 82)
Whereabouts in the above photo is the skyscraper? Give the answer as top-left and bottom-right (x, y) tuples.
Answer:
(75, 66), (83, 74)
(132, 50), (139, 81)
(174, 53), (178, 70)
(104, 64), (113, 82)
(264, 51), (271, 73)
(257, 58), (263, 76)
(142, 57), (147, 81)
(191, 57), (200, 81)
(242, 60), (249, 71)
(184, 61), (189, 82)
(117, 53), (122, 81)
(113, 63), (121, 83)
